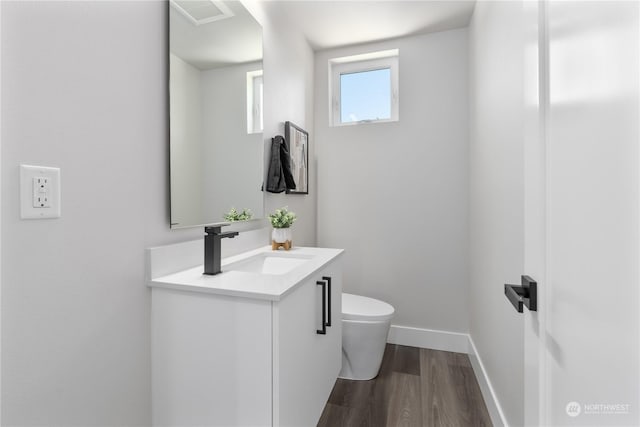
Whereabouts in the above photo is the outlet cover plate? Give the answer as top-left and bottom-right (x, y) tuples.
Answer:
(20, 164), (61, 219)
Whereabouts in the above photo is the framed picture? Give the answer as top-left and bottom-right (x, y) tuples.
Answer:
(285, 121), (309, 194)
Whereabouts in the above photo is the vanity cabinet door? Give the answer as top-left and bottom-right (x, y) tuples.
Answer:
(273, 258), (343, 427)
(151, 289), (273, 427)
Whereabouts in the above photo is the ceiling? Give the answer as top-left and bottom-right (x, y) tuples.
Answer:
(265, 1), (477, 51)
(170, 1), (262, 70)
(170, 1), (477, 70)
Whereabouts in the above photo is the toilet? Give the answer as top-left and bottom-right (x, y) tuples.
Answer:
(340, 293), (395, 380)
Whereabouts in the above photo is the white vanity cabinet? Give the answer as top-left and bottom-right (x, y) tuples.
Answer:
(149, 246), (343, 427)
(273, 259), (342, 426)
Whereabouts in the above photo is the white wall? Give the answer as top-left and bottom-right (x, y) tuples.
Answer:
(201, 62), (263, 222)
(468, 1), (525, 425)
(1, 2), (198, 424)
(169, 53), (203, 226)
(169, 57), (264, 227)
(315, 29), (469, 334)
(249, 2), (317, 247)
(0, 1), (315, 425)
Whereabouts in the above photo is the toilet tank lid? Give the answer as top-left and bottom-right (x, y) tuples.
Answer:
(342, 293), (395, 321)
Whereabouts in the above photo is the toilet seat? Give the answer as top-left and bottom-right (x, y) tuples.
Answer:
(342, 293), (395, 322)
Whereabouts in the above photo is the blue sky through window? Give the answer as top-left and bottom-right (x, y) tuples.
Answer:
(340, 68), (391, 123)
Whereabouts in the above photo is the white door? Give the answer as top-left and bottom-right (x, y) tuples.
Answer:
(523, 1), (640, 426)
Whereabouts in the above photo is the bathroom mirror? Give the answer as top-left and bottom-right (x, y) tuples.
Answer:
(169, 0), (264, 229)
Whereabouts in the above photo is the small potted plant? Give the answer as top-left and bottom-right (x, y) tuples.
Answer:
(224, 207), (253, 222)
(269, 207), (296, 250)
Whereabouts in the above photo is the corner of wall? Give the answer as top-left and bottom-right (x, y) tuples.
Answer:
(259, 2), (317, 247)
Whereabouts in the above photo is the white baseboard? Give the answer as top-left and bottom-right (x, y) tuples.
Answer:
(467, 336), (508, 427)
(386, 325), (506, 427)
(387, 325), (469, 354)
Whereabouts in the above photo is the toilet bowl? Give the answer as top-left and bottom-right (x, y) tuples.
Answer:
(340, 293), (395, 380)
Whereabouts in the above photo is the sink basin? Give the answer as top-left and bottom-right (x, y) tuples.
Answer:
(225, 253), (312, 275)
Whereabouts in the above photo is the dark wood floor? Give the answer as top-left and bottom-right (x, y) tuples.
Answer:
(317, 344), (493, 427)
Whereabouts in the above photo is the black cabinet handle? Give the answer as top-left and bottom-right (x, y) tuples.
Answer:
(505, 275), (537, 313)
(316, 281), (327, 335)
(322, 276), (332, 327)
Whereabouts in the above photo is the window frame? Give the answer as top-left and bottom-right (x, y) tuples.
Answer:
(329, 50), (399, 126)
(246, 69), (263, 134)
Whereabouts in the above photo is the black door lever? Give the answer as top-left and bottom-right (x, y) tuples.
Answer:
(505, 275), (537, 313)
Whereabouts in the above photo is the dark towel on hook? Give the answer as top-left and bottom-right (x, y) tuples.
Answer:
(265, 135), (296, 193)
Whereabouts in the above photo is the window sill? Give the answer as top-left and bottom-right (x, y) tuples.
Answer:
(330, 118), (398, 127)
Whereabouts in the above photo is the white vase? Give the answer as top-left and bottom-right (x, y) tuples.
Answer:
(272, 227), (292, 243)
(272, 227), (293, 250)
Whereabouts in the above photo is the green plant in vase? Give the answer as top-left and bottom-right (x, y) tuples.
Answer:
(269, 207), (296, 250)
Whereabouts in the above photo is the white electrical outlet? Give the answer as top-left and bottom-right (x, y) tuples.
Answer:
(20, 164), (61, 219)
(32, 176), (51, 208)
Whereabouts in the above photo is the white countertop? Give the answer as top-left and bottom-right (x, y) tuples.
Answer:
(148, 246), (343, 301)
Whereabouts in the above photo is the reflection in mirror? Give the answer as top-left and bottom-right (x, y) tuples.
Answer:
(169, 0), (264, 229)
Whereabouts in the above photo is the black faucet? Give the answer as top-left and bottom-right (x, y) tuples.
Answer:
(203, 225), (239, 275)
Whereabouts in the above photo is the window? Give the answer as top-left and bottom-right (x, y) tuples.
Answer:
(247, 70), (263, 134)
(329, 49), (399, 126)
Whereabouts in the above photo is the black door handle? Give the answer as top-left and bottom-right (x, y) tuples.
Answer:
(505, 275), (537, 313)
(322, 276), (332, 327)
(316, 281), (327, 334)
